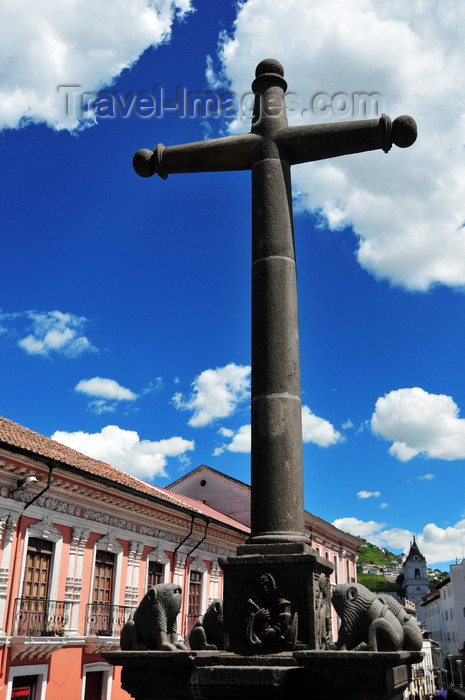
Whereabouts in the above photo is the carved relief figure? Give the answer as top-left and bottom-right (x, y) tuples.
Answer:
(188, 599), (224, 650)
(330, 582), (422, 652)
(315, 573), (331, 649)
(245, 573), (298, 651)
(120, 583), (187, 651)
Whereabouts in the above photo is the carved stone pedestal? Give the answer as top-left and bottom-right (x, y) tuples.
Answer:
(220, 544), (333, 654)
(103, 649), (423, 700)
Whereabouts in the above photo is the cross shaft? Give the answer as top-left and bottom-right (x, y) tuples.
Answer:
(134, 59), (416, 548)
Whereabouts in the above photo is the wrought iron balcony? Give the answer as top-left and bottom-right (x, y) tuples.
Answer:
(13, 598), (73, 637)
(85, 602), (135, 637)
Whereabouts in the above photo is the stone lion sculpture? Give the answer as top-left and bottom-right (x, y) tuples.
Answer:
(121, 583), (187, 651)
(331, 583), (422, 652)
(376, 594), (423, 651)
(188, 599), (224, 650)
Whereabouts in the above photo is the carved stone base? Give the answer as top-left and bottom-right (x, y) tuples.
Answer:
(219, 545), (333, 654)
(103, 649), (423, 700)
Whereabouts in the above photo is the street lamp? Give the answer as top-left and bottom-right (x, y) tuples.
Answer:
(456, 659), (463, 687)
(447, 654), (456, 687)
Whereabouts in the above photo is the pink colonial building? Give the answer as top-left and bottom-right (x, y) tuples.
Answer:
(0, 416), (358, 700)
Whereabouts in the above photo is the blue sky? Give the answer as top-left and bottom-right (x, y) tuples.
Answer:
(1, 0), (465, 568)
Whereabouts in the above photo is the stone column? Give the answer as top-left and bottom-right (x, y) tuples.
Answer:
(249, 60), (306, 546)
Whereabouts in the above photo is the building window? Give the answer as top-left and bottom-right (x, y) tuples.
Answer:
(87, 551), (116, 636)
(147, 561), (163, 589)
(81, 663), (113, 700)
(334, 554), (339, 584)
(7, 664), (48, 700)
(83, 672), (102, 700)
(92, 550), (115, 604)
(186, 570), (202, 636)
(11, 675), (37, 700)
(22, 538), (53, 600)
(188, 571), (202, 618)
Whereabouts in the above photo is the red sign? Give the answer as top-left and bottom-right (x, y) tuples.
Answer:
(12, 688), (31, 699)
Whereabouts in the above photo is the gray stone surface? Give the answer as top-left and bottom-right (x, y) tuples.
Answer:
(331, 583), (423, 652)
(124, 59), (419, 697)
(120, 583), (187, 651)
(103, 649), (423, 699)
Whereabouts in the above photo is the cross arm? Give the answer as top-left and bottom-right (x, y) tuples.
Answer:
(133, 132), (261, 179)
(276, 114), (417, 165)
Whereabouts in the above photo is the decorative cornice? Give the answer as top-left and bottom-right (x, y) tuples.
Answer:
(84, 636), (120, 654)
(10, 636), (64, 661)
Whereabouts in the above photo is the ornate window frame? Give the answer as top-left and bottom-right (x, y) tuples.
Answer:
(145, 544), (170, 589)
(6, 663), (48, 700)
(17, 513), (63, 602)
(188, 553), (208, 616)
(80, 662), (114, 700)
(88, 530), (123, 606)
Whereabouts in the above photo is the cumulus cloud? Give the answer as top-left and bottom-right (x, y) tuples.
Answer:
(172, 363), (251, 427)
(214, 424), (251, 456)
(301, 405), (342, 446)
(75, 377), (138, 414)
(333, 516), (465, 566)
(18, 310), (96, 357)
(214, 0), (465, 291)
(371, 387), (465, 461)
(51, 424), (194, 480)
(0, 0), (192, 131)
(332, 517), (387, 538)
(357, 490), (381, 499)
(75, 377), (137, 400)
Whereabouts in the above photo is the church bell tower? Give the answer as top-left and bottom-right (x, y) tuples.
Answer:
(403, 537), (430, 604)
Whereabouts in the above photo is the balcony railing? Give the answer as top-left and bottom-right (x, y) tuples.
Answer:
(85, 602), (135, 637)
(13, 598), (73, 637)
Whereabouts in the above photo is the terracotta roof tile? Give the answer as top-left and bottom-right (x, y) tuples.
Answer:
(0, 415), (248, 533)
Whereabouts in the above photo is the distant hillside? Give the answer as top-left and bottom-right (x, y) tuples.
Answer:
(356, 539), (403, 567)
(355, 539), (403, 592)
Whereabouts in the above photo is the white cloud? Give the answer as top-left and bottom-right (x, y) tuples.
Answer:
(0, 0), (192, 131)
(371, 387), (465, 461)
(379, 503), (389, 509)
(51, 424), (194, 480)
(301, 405), (342, 446)
(333, 516), (465, 567)
(215, 0), (465, 291)
(75, 377), (137, 401)
(332, 517), (387, 538)
(225, 424), (251, 453)
(418, 473), (435, 481)
(214, 424), (251, 456)
(18, 310), (96, 357)
(172, 363), (250, 427)
(357, 490), (381, 499)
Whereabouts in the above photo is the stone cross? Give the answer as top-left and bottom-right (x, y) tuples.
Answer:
(133, 59), (416, 550)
